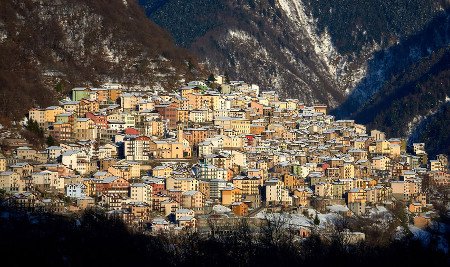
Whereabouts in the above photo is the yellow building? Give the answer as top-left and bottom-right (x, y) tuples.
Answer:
(152, 165), (173, 178)
(232, 176), (260, 195)
(0, 171), (23, 193)
(221, 187), (243, 206)
(144, 120), (165, 137)
(0, 154), (6, 172)
(283, 174), (303, 190)
(107, 161), (141, 180)
(181, 190), (204, 209)
(45, 106), (65, 124)
(371, 156), (390, 171)
(149, 132), (191, 159)
(166, 177), (198, 192)
(74, 118), (97, 140)
(29, 106), (64, 127)
(214, 117), (250, 135)
(347, 188), (367, 215)
(339, 163), (355, 179)
(293, 188), (313, 206)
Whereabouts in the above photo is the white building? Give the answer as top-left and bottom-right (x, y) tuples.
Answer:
(130, 183), (153, 204)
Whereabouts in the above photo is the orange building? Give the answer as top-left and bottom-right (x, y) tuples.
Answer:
(221, 187), (242, 206)
(231, 202), (248, 216)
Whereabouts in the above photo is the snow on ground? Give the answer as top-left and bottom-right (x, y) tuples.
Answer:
(212, 205), (231, 214)
(408, 224), (449, 253)
(254, 210), (312, 228)
(254, 209), (343, 229)
(327, 204), (349, 213)
(409, 225), (431, 244)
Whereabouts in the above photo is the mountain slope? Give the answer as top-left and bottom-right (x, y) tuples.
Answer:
(140, 0), (445, 107)
(0, 0), (203, 121)
(349, 46), (450, 157)
(335, 9), (450, 117)
(409, 102), (450, 158)
(140, 0), (349, 106)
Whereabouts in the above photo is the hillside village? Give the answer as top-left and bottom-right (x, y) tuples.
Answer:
(0, 76), (449, 239)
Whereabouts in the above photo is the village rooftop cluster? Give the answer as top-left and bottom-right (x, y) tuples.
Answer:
(0, 75), (449, 236)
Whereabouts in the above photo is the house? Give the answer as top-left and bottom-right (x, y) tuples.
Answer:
(221, 187), (242, 206)
(40, 198), (65, 213)
(175, 208), (195, 221)
(46, 146), (63, 160)
(124, 135), (152, 161)
(95, 176), (130, 196)
(6, 192), (38, 211)
(166, 177), (198, 192)
(391, 180), (422, 201)
(371, 156), (390, 171)
(409, 202), (423, 213)
(130, 183), (152, 204)
(31, 170), (64, 191)
(347, 188), (367, 216)
(151, 218), (170, 232)
(16, 146), (37, 160)
(0, 171), (23, 193)
(152, 165), (173, 178)
(231, 202), (248, 216)
(99, 193), (126, 210)
(73, 118), (97, 140)
(265, 178), (292, 206)
(209, 179), (228, 200)
(160, 199), (179, 216)
(66, 183), (87, 198)
(76, 196), (95, 209)
(233, 176), (261, 195)
(293, 187), (313, 206)
(10, 162), (34, 177)
(0, 154), (6, 172)
(181, 190), (204, 210)
(177, 216), (196, 229)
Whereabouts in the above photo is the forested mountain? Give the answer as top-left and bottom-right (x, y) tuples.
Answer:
(141, 0), (450, 156)
(0, 0), (203, 121)
(140, 1), (445, 103)
(350, 46), (450, 157)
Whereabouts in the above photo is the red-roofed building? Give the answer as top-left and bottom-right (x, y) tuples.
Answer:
(125, 127), (140, 135)
(86, 112), (107, 129)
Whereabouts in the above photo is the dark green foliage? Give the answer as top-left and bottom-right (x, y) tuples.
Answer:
(26, 119), (44, 138)
(140, 0), (225, 47)
(410, 103), (450, 157)
(348, 47), (450, 157)
(302, 0), (443, 54)
(314, 213), (320, 225)
(46, 135), (58, 147)
(207, 73), (216, 82)
(54, 81), (64, 93)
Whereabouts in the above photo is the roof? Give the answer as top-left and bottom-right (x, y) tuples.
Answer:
(175, 208), (194, 214)
(178, 216), (195, 221)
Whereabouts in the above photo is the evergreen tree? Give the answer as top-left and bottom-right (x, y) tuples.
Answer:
(46, 135), (57, 147)
(26, 119), (44, 138)
(224, 71), (230, 84)
(207, 73), (216, 82)
(314, 213), (320, 225)
(55, 81), (64, 93)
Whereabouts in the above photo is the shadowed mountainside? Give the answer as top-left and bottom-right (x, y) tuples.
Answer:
(0, 0), (203, 121)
